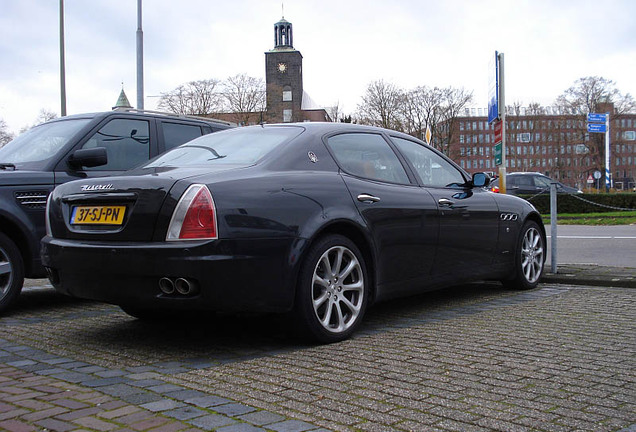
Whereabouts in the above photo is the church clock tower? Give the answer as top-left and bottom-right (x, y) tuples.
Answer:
(265, 17), (303, 123)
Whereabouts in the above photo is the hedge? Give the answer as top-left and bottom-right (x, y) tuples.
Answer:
(520, 193), (636, 214)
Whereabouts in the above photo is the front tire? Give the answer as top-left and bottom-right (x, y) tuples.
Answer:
(503, 220), (545, 290)
(294, 235), (368, 343)
(0, 232), (25, 313)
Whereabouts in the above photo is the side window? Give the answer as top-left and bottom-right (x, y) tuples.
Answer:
(327, 133), (409, 184)
(81, 119), (150, 171)
(517, 176), (533, 186)
(534, 176), (551, 188)
(162, 122), (204, 151)
(391, 137), (465, 187)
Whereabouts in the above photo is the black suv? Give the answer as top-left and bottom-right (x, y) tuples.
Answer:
(0, 109), (232, 311)
(505, 172), (582, 195)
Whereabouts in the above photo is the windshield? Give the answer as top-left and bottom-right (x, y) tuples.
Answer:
(145, 126), (303, 168)
(0, 118), (91, 170)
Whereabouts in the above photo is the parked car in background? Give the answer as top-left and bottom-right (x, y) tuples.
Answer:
(491, 172), (582, 195)
(0, 109), (232, 312)
(42, 123), (546, 343)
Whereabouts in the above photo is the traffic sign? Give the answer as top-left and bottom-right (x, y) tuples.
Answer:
(488, 51), (499, 123)
(587, 113), (607, 123)
(587, 174), (594, 184)
(494, 142), (502, 166)
(494, 120), (502, 144)
(587, 123), (606, 133)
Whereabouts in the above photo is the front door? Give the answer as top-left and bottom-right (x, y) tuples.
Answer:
(326, 132), (439, 295)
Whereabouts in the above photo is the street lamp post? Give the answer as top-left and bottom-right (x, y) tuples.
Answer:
(136, 0), (144, 110)
(59, 0), (67, 116)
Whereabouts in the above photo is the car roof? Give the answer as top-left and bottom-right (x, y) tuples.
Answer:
(261, 121), (427, 141)
(46, 109), (233, 128)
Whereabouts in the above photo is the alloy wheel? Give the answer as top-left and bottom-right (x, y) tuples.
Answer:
(311, 245), (364, 334)
(521, 226), (544, 284)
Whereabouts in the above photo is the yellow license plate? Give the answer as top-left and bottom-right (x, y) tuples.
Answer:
(71, 205), (126, 225)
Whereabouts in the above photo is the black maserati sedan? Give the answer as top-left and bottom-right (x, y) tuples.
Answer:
(42, 123), (546, 343)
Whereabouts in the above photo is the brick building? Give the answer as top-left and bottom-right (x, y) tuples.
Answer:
(450, 105), (636, 190)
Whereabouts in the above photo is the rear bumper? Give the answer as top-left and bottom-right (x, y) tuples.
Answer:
(41, 236), (303, 313)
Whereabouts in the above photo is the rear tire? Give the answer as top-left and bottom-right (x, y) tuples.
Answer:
(0, 232), (25, 313)
(503, 220), (545, 290)
(294, 235), (368, 343)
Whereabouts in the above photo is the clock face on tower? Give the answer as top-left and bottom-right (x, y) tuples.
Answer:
(277, 63), (287, 73)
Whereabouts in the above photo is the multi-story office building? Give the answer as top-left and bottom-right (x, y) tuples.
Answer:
(450, 105), (636, 190)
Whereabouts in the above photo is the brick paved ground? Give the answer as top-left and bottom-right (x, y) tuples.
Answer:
(0, 280), (634, 431)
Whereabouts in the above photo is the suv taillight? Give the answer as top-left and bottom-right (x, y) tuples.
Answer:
(166, 184), (218, 241)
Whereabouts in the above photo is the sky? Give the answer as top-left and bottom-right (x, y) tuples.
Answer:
(1, 0), (635, 134)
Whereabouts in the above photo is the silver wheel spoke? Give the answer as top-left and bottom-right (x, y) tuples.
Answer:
(333, 248), (344, 277)
(332, 301), (346, 331)
(313, 291), (329, 309)
(313, 273), (329, 289)
(340, 295), (360, 315)
(338, 259), (357, 280)
(319, 302), (334, 327)
(319, 254), (333, 278)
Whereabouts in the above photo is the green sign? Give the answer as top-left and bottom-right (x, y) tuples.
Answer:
(494, 142), (502, 166)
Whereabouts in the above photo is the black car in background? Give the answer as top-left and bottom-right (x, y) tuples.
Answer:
(42, 123), (546, 343)
(504, 172), (582, 195)
(0, 109), (232, 311)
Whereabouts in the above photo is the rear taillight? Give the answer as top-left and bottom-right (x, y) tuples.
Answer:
(166, 184), (218, 241)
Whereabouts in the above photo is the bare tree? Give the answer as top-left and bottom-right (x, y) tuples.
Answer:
(221, 74), (266, 125)
(18, 109), (59, 134)
(401, 86), (444, 141)
(0, 118), (14, 147)
(436, 87), (473, 155)
(326, 101), (342, 123)
(37, 109), (58, 124)
(556, 76), (636, 115)
(555, 76), (636, 178)
(158, 79), (224, 115)
(356, 80), (404, 130)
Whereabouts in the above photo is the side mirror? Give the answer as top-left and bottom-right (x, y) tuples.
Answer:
(68, 147), (108, 169)
(471, 172), (489, 188)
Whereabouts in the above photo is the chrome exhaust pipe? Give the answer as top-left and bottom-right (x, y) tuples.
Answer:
(175, 278), (198, 296)
(159, 277), (175, 294)
(175, 278), (191, 295)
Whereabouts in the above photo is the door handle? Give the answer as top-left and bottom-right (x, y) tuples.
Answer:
(438, 198), (454, 207)
(357, 194), (381, 203)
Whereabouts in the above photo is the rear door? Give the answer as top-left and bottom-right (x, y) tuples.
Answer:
(54, 116), (157, 185)
(390, 136), (500, 276)
(325, 132), (439, 294)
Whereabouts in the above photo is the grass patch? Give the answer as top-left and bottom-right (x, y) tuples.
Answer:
(541, 211), (636, 225)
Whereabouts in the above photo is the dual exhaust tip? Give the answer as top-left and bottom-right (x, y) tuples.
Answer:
(159, 277), (199, 296)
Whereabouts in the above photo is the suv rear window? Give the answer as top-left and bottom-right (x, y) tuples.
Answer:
(145, 126), (302, 168)
(162, 122), (205, 151)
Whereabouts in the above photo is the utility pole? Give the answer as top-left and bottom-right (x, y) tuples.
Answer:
(136, 0), (144, 110)
(499, 52), (506, 193)
(59, 0), (67, 116)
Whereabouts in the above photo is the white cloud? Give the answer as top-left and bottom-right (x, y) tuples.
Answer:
(1, 0), (635, 133)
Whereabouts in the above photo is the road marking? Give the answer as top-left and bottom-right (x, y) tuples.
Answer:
(547, 235), (636, 239)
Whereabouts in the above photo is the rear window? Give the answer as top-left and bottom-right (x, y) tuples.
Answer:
(145, 126), (303, 168)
